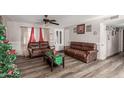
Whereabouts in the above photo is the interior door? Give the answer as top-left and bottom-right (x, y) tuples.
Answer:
(54, 29), (64, 51)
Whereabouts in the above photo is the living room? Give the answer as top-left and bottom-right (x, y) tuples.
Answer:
(1, 15), (124, 78)
(3, 15), (124, 59)
(1, 0), (124, 92)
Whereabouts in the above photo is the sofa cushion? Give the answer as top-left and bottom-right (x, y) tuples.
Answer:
(82, 46), (93, 51)
(71, 42), (82, 46)
(43, 48), (51, 52)
(32, 49), (42, 54)
(66, 48), (75, 54)
(65, 48), (87, 58)
(71, 45), (82, 50)
(39, 41), (49, 48)
(30, 45), (39, 49)
(70, 42), (97, 51)
(40, 45), (49, 49)
(74, 50), (87, 58)
(81, 43), (97, 51)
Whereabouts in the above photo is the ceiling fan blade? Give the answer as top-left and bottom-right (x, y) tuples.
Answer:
(44, 15), (48, 18)
(43, 19), (49, 21)
(50, 22), (59, 25)
(43, 18), (49, 24)
(42, 15), (59, 25)
(50, 19), (56, 22)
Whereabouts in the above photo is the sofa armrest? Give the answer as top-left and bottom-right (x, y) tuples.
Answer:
(87, 50), (97, 54)
(28, 48), (33, 58)
(28, 48), (33, 52)
(85, 50), (97, 63)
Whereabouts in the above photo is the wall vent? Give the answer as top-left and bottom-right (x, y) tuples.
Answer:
(110, 15), (119, 19)
(104, 15), (119, 20)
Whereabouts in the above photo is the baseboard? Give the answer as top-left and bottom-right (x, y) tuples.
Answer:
(106, 52), (121, 59)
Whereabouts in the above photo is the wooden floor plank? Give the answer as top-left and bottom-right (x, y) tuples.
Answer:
(22, 58), (77, 78)
(15, 53), (124, 78)
(72, 53), (123, 78)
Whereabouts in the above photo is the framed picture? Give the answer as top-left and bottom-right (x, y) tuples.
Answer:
(86, 25), (92, 32)
(77, 24), (85, 34)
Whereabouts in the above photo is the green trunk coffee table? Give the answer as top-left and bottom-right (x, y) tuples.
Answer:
(43, 51), (65, 72)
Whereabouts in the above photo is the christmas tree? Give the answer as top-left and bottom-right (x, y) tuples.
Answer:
(0, 22), (20, 78)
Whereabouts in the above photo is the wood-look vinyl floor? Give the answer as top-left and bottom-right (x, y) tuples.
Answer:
(15, 53), (124, 78)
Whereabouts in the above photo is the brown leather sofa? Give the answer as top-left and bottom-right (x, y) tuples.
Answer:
(28, 41), (51, 58)
(64, 42), (97, 63)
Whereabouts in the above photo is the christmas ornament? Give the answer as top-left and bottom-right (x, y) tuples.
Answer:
(0, 35), (5, 40)
(3, 33), (6, 36)
(3, 40), (9, 43)
(12, 64), (17, 68)
(7, 50), (16, 55)
(8, 70), (13, 75)
(53, 49), (58, 55)
(6, 44), (12, 50)
(10, 55), (16, 61)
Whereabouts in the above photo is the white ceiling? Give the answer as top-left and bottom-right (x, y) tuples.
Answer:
(4, 15), (100, 27)
(105, 19), (124, 27)
(103, 15), (124, 27)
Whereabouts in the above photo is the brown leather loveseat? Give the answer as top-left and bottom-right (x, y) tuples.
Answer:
(64, 42), (97, 63)
(28, 41), (50, 58)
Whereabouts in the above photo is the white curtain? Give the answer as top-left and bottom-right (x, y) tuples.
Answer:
(34, 27), (49, 41)
(43, 28), (49, 41)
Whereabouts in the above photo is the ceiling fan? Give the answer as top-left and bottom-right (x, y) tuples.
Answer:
(43, 15), (59, 25)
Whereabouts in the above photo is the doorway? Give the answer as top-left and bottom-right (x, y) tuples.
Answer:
(54, 29), (64, 51)
(106, 26), (120, 57)
(123, 30), (124, 52)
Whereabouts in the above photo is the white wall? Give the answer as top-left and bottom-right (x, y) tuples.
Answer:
(99, 23), (107, 60)
(6, 21), (63, 55)
(1, 16), (7, 26)
(69, 23), (100, 44)
(64, 28), (70, 46)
